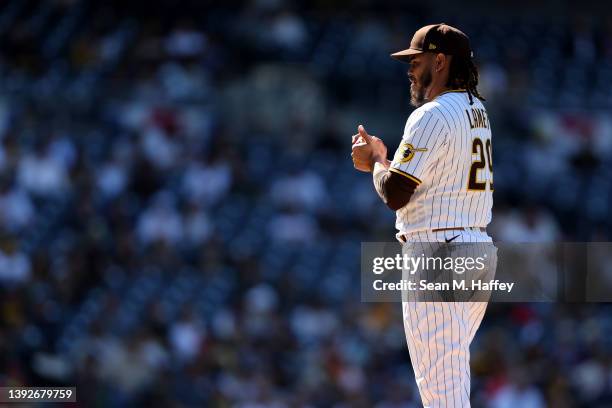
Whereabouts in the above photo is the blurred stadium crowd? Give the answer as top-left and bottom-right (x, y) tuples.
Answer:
(1, 0), (612, 406)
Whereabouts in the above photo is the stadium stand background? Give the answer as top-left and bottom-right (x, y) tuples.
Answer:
(1, 0), (612, 406)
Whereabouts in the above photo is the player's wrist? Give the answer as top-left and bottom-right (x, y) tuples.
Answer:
(372, 161), (387, 174)
(371, 154), (390, 169)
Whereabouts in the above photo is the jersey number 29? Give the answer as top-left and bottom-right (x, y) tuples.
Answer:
(467, 137), (493, 191)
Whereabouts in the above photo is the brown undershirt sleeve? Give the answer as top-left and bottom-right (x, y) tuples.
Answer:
(372, 165), (419, 211)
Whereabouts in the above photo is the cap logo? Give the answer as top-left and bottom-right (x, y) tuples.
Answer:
(428, 43), (437, 50)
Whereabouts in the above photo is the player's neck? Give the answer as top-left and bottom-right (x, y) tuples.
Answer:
(425, 84), (452, 102)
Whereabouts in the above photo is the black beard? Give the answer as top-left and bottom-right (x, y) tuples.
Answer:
(410, 69), (433, 107)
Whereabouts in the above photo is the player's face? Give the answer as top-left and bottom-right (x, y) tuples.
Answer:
(407, 54), (433, 107)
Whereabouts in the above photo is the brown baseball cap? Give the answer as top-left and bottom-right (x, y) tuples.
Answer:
(391, 23), (473, 62)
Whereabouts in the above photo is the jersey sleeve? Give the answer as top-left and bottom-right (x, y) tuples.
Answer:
(389, 109), (448, 186)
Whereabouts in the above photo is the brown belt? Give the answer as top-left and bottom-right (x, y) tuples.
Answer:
(399, 227), (486, 243)
(431, 226), (486, 233)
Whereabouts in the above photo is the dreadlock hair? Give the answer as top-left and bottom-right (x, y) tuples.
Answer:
(446, 56), (485, 105)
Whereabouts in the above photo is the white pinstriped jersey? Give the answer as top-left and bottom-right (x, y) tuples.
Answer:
(389, 90), (493, 236)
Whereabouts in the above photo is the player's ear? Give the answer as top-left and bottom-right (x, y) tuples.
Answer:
(435, 53), (447, 72)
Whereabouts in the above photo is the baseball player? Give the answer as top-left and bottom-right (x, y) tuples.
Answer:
(351, 24), (495, 407)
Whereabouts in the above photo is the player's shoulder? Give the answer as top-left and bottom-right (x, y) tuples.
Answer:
(416, 91), (487, 120)
(429, 90), (472, 110)
(408, 102), (440, 122)
(405, 99), (450, 131)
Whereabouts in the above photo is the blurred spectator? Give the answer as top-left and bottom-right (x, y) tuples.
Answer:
(137, 192), (184, 246)
(270, 10), (307, 51)
(168, 309), (205, 362)
(164, 21), (207, 58)
(567, 16), (597, 62)
(290, 303), (338, 343)
(0, 181), (34, 232)
(268, 208), (318, 243)
(97, 335), (155, 395)
(0, 240), (31, 285)
(17, 142), (70, 197)
(489, 367), (546, 408)
(182, 202), (213, 247)
(96, 157), (129, 199)
(478, 62), (508, 102)
(270, 169), (327, 212)
(140, 124), (180, 171)
(182, 156), (232, 207)
(491, 206), (561, 242)
(572, 358), (608, 403)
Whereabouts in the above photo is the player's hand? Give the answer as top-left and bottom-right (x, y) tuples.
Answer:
(352, 125), (373, 172)
(351, 125), (387, 172)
